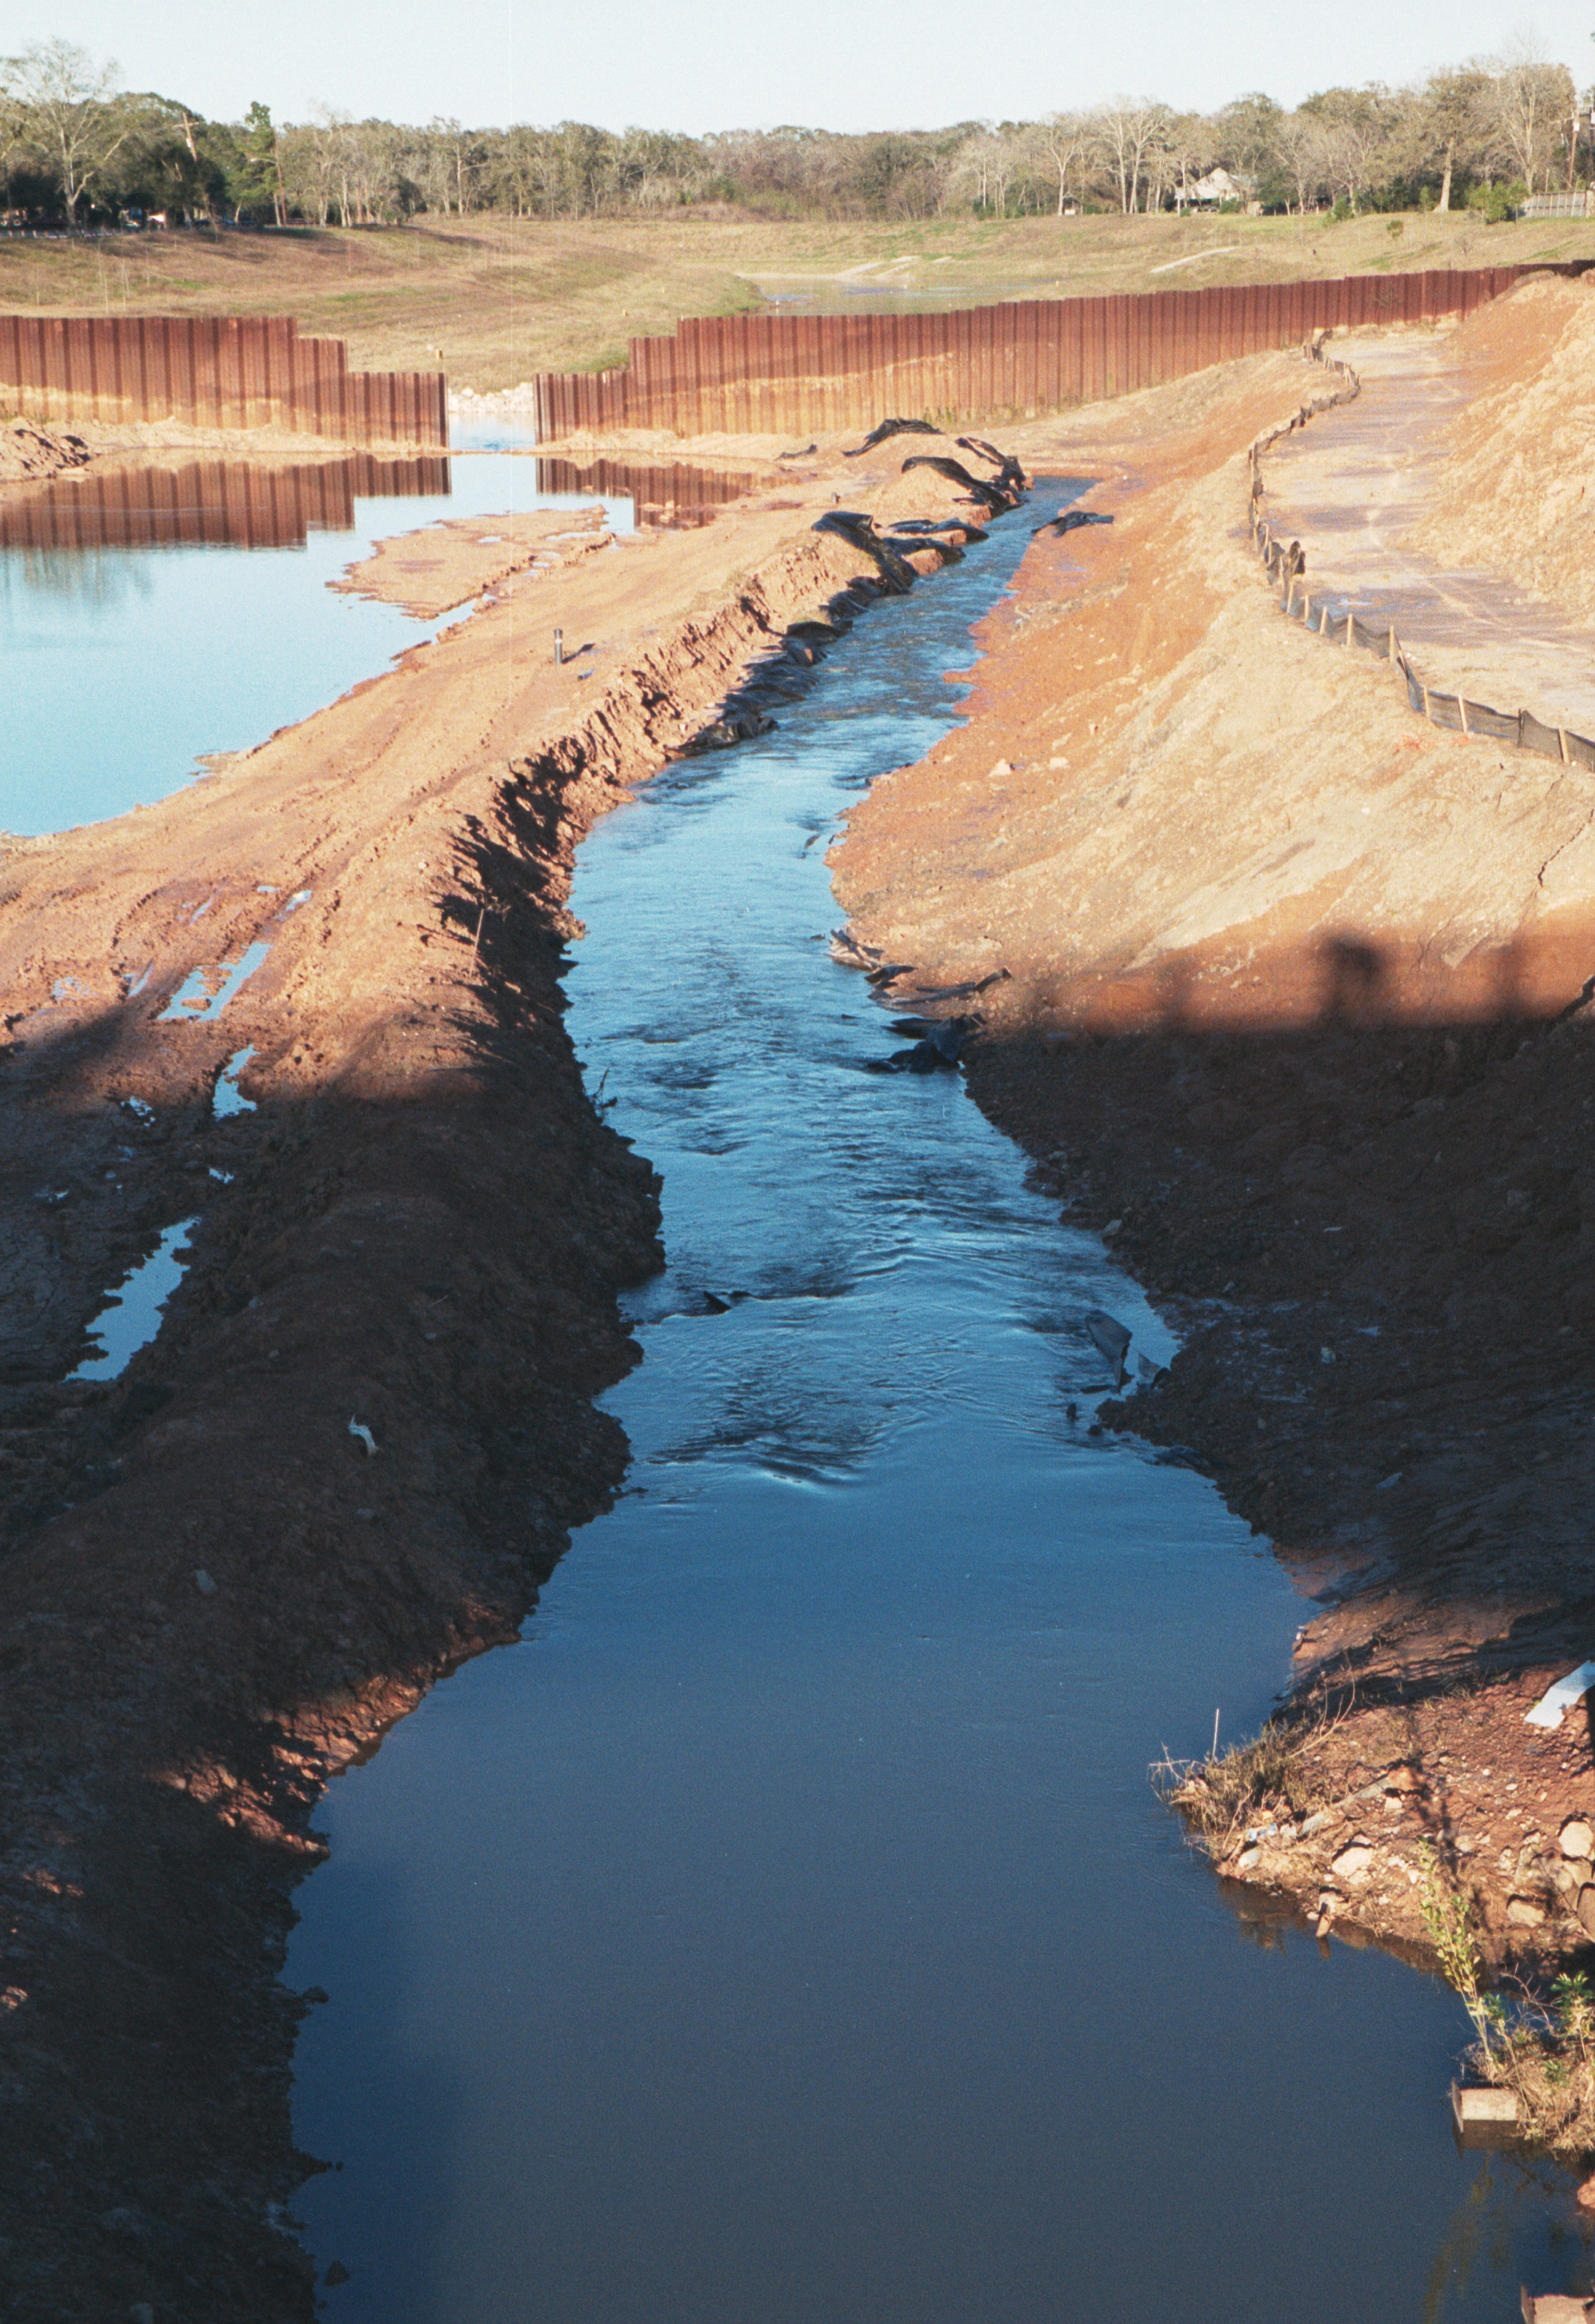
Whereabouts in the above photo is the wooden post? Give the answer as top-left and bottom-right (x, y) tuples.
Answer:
(1559, 727), (1569, 762)
(1345, 611), (1355, 648)
(1388, 624), (1398, 664)
(1459, 696), (1470, 737)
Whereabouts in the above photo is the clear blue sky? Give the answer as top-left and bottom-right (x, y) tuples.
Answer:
(8, 0), (1592, 129)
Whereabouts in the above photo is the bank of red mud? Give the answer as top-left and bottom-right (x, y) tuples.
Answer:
(0, 433), (1016, 2317)
(832, 293), (1595, 1986)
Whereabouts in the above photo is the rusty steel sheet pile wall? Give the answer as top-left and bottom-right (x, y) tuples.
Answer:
(532, 266), (1580, 440)
(0, 314), (447, 449)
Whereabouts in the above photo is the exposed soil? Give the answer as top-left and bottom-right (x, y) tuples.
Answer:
(830, 325), (1595, 1984)
(1414, 274), (1595, 629)
(0, 430), (1019, 2317)
(0, 416), (90, 481)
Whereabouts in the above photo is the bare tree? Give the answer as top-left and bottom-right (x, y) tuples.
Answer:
(1275, 110), (1330, 214)
(951, 124), (1027, 215)
(1162, 112), (1214, 210)
(2, 38), (129, 221)
(1095, 97), (1172, 213)
(1036, 112), (1088, 214)
(1491, 44), (1576, 193)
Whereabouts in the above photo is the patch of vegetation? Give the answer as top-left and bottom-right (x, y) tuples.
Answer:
(1154, 1711), (1337, 1851)
(1422, 1848), (1595, 2155)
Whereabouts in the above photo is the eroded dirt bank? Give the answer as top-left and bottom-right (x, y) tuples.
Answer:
(0, 433), (1017, 2318)
(831, 310), (1595, 1980)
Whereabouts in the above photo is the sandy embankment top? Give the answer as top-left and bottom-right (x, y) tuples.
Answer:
(832, 335), (1595, 1034)
(1410, 272), (1595, 629)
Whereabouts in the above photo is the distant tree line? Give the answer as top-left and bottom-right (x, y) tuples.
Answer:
(0, 36), (1587, 232)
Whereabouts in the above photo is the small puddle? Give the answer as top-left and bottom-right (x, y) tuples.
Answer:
(72, 1215), (198, 1382)
(212, 1047), (256, 1118)
(155, 942), (271, 1023)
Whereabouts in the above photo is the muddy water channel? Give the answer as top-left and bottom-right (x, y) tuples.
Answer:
(285, 495), (1575, 2320)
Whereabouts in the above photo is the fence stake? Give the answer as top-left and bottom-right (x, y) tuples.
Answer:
(1387, 624), (1398, 664)
(1422, 686), (1431, 719)
(1345, 612), (1355, 648)
(1560, 727), (1569, 763)
(1459, 696), (1469, 737)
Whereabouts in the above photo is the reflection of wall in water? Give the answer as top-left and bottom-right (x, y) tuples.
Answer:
(0, 455), (451, 553)
(533, 458), (753, 528)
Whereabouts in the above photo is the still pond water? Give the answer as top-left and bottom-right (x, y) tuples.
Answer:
(0, 450), (642, 837)
(253, 484), (1586, 2319)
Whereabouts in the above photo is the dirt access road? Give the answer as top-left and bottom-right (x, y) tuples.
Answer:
(833, 277), (1595, 1973)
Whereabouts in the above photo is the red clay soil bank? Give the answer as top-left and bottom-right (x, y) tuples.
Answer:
(831, 340), (1595, 1979)
(0, 435), (1019, 2318)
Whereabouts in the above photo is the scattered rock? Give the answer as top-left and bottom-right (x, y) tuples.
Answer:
(1559, 1816), (1594, 1860)
(1576, 1885), (1595, 1939)
(1506, 1894), (1547, 1928)
(1330, 1843), (1373, 1881)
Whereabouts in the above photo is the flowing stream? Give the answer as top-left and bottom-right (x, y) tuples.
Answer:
(285, 487), (1582, 2318)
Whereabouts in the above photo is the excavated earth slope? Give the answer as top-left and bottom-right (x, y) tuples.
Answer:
(0, 430), (1016, 2320)
(832, 330), (1595, 1976)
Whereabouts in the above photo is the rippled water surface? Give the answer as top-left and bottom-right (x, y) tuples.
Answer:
(288, 489), (1584, 2320)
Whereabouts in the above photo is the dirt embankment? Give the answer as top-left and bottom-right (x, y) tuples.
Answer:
(1414, 274), (1595, 628)
(0, 430), (1017, 2319)
(0, 416), (90, 481)
(831, 335), (1595, 1976)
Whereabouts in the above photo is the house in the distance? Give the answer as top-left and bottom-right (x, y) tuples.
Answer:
(1174, 167), (1245, 211)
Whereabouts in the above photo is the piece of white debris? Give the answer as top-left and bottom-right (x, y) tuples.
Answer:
(349, 1419), (378, 1457)
(1525, 1661), (1595, 1730)
(194, 1569), (217, 1595)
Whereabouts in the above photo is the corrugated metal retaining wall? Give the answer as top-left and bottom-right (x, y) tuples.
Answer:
(0, 314), (447, 448)
(532, 265), (1584, 439)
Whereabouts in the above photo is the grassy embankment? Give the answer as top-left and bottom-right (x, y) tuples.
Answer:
(1, 209), (1592, 391)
